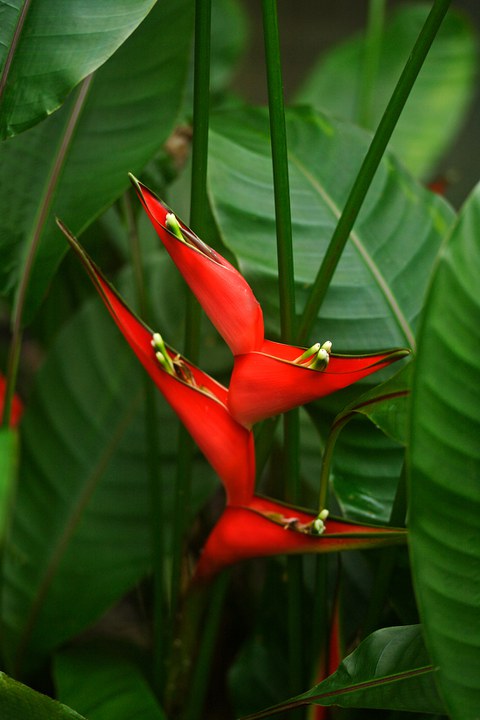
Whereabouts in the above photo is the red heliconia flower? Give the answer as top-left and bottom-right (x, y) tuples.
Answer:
(0, 374), (23, 427)
(58, 218), (406, 584)
(129, 175), (264, 356)
(57, 220), (254, 506)
(130, 177), (409, 427)
(228, 339), (407, 426)
(194, 494), (406, 583)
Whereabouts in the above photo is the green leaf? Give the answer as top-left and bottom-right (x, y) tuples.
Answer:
(208, 105), (454, 354)
(296, 5), (477, 178)
(332, 419), (404, 523)
(1, 258), (216, 675)
(0, 0), (193, 324)
(308, 365), (411, 523)
(242, 625), (446, 718)
(0, 672), (85, 720)
(409, 183), (480, 719)
(0, 428), (18, 545)
(208, 104), (451, 524)
(55, 643), (166, 720)
(0, 0), (155, 140)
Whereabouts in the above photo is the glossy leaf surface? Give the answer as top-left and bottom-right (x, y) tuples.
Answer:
(1, 260), (216, 675)
(0, 0), (193, 324)
(0, 429), (17, 544)
(243, 625), (445, 718)
(409, 184), (480, 719)
(296, 5), (477, 178)
(0, 0), (155, 139)
(0, 672), (85, 720)
(208, 106), (454, 353)
(55, 643), (166, 719)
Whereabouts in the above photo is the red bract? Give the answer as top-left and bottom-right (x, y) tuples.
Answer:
(57, 220), (254, 506)
(228, 339), (408, 426)
(0, 374), (23, 427)
(130, 177), (409, 427)
(194, 495), (406, 583)
(129, 175), (264, 356)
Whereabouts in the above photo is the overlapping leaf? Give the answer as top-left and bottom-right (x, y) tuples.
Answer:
(0, 0), (156, 139)
(208, 105), (452, 522)
(1, 258), (216, 675)
(0, 0), (193, 325)
(55, 643), (166, 719)
(242, 625), (445, 718)
(409, 184), (480, 719)
(0, 672), (85, 720)
(208, 106), (454, 353)
(296, 5), (477, 178)
(0, 429), (17, 544)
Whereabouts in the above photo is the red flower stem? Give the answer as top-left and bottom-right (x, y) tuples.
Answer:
(123, 193), (166, 694)
(296, 0), (452, 344)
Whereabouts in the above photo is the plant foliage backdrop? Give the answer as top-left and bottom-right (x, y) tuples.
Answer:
(0, 1), (479, 719)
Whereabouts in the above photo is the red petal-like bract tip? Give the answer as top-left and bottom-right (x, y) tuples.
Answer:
(58, 220), (255, 505)
(228, 340), (409, 426)
(193, 496), (406, 583)
(0, 375), (23, 427)
(129, 176), (264, 356)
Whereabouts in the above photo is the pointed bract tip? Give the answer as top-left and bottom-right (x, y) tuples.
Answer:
(128, 172), (140, 188)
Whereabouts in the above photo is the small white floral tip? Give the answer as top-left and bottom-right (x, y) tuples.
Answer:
(165, 212), (185, 241)
(152, 333), (175, 374)
(293, 341), (332, 370)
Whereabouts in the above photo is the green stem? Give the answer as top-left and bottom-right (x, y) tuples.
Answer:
(261, 0), (296, 341)
(357, 0), (386, 128)
(183, 572), (230, 720)
(170, 0), (212, 662)
(123, 193), (166, 694)
(361, 465), (407, 638)
(262, 0), (303, 705)
(296, 0), (451, 343)
(317, 415), (351, 513)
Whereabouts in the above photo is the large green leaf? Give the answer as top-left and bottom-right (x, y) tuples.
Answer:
(0, 0), (155, 140)
(1, 258), (216, 675)
(55, 643), (166, 719)
(208, 106), (452, 523)
(0, 673), (85, 720)
(0, 428), (17, 544)
(409, 184), (480, 718)
(296, 5), (477, 178)
(208, 106), (454, 354)
(242, 625), (445, 718)
(319, 365), (411, 523)
(0, 0), (193, 324)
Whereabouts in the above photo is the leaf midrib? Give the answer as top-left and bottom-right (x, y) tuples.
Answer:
(289, 150), (417, 350)
(13, 391), (140, 675)
(0, 0), (33, 114)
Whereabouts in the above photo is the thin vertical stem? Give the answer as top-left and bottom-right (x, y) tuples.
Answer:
(357, 0), (386, 128)
(183, 572), (230, 720)
(296, 0), (451, 344)
(261, 0), (296, 341)
(262, 0), (303, 705)
(170, 0), (212, 645)
(123, 193), (166, 694)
